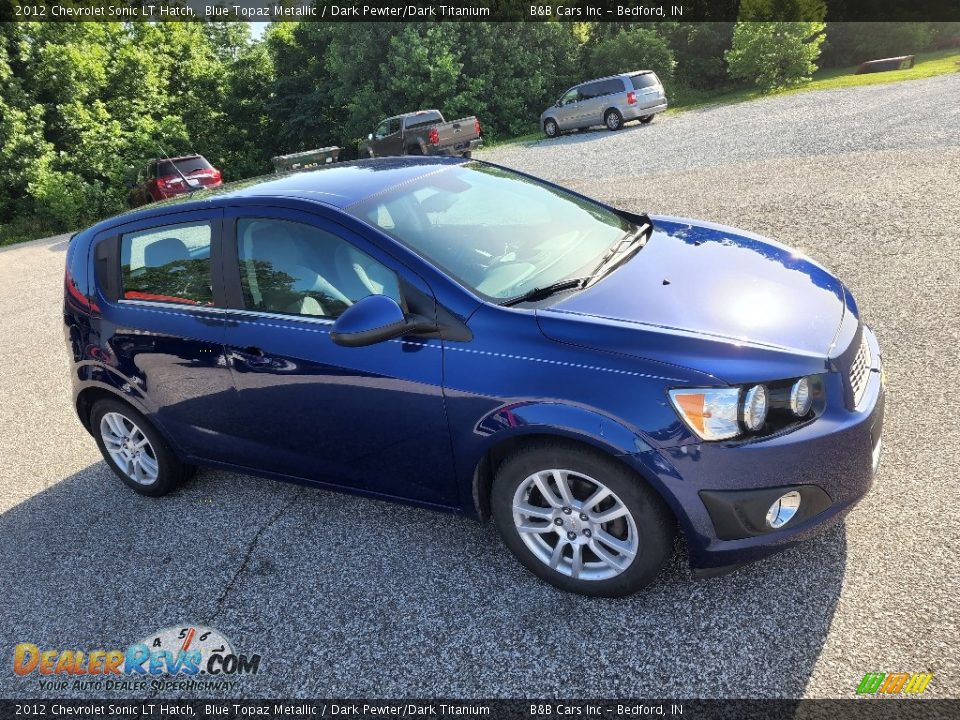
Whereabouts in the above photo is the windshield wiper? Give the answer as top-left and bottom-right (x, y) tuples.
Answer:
(500, 277), (588, 306)
(583, 223), (650, 288)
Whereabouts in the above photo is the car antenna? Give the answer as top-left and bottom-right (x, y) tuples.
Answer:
(158, 145), (199, 195)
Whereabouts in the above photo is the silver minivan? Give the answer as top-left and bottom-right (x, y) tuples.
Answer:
(540, 71), (668, 138)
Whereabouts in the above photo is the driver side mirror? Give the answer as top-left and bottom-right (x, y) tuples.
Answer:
(330, 295), (436, 348)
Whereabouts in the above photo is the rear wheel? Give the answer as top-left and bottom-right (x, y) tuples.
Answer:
(605, 109), (624, 131)
(461, 151), (472, 159)
(543, 118), (559, 138)
(491, 442), (674, 596)
(91, 399), (193, 497)
(640, 115), (655, 125)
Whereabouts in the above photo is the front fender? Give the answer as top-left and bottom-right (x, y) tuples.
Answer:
(474, 401), (653, 456)
(463, 400), (661, 520)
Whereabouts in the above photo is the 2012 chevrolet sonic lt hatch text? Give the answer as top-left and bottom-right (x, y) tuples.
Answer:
(63, 157), (885, 596)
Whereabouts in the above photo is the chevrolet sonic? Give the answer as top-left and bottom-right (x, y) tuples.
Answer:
(63, 157), (884, 596)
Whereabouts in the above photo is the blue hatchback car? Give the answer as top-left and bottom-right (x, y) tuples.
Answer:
(64, 157), (884, 596)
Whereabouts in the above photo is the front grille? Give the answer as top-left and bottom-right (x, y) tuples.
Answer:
(849, 333), (872, 408)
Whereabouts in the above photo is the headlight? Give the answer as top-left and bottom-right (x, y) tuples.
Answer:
(789, 377), (812, 416)
(670, 383), (770, 441)
(668, 388), (740, 441)
(742, 384), (768, 431)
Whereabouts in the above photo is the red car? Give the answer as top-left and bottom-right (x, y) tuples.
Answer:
(127, 155), (222, 207)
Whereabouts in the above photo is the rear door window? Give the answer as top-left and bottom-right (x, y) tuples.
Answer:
(579, 82), (604, 101)
(121, 222), (213, 305)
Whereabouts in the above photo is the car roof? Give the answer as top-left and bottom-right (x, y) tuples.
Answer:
(86, 156), (469, 234)
(389, 110), (441, 120)
(152, 154), (206, 162)
(577, 70), (652, 84)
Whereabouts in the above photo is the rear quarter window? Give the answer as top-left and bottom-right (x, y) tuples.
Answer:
(120, 222), (213, 306)
(598, 79), (626, 96)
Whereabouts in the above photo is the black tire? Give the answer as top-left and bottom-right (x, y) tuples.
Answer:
(461, 151), (472, 159)
(90, 398), (194, 497)
(604, 109), (624, 131)
(408, 145), (423, 155)
(543, 118), (560, 138)
(640, 115), (655, 125)
(491, 441), (674, 597)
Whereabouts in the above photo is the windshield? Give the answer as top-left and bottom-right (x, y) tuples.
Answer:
(347, 163), (633, 301)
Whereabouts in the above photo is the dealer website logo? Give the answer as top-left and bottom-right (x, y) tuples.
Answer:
(856, 672), (933, 696)
(12, 625), (261, 692)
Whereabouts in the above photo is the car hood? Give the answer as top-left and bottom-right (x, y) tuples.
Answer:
(537, 216), (850, 384)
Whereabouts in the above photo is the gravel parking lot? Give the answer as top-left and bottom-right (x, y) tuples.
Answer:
(1, 74), (958, 700)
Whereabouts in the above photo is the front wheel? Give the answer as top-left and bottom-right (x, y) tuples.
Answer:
(605, 109), (624, 131)
(491, 442), (674, 596)
(91, 398), (193, 497)
(543, 119), (559, 138)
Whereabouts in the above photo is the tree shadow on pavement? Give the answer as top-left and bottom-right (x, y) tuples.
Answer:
(0, 460), (845, 699)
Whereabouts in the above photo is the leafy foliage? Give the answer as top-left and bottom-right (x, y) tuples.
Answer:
(0, 18), (943, 242)
(586, 28), (676, 86)
(726, 22), (827, 92)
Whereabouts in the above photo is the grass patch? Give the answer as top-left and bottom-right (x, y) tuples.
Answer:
(668, 47), (960, 114)
(487, 48), (960, 149)
(0, 214), (68, 247)
(482, 128), (542, 148)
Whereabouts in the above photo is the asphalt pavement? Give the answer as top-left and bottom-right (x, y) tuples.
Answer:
(1, 73), (958, 699)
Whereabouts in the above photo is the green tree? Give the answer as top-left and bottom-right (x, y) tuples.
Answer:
(726, 22), (826, 91)
(586, 28), (676, 86)
(659, 22), (735, 89)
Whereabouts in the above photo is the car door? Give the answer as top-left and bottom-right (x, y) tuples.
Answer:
(218, 205), (458, 506)
(555, 87), (581, 129)
(630, 72), (666, 111)
(578, 81), (607, 126)
(90, 209), (238, 462)
(372, 117), (403, 156)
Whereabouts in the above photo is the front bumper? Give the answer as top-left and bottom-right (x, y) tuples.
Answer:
(637, 327), (885, 570)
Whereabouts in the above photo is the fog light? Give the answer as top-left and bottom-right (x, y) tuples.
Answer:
(766, 491), (801, 529)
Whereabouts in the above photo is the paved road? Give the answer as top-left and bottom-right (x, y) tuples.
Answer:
(1, 74), (958, 699)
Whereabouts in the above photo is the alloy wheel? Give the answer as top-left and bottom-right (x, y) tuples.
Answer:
(99, 411), (160, 485)
(512, 468), (639, 580)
